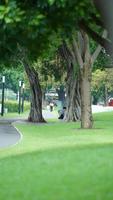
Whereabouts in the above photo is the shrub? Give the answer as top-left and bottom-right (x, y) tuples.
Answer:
(3, 100), (30, 113)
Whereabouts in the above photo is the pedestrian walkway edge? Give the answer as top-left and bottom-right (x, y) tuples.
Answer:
(8, 122), (23, 149)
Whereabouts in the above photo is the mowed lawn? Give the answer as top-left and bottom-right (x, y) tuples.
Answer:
(0, 112), (113, 200)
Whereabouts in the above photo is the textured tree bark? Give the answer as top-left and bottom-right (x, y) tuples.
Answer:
(71, 32), (93, 128)
(59, 30), (103, 127)
(72, 30), (105, 128)
(80, 61), (93, 128)
(104, 85), (108, 106)
(58, 42), (81, 122)
(17, 45), (46, 123)
(64, 67), (81, 121)
(23, 61), (46, 123)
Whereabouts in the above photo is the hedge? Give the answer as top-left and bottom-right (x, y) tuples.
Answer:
(3, 100), (30, 113)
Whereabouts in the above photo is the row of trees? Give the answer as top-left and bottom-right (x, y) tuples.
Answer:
(0, 0), (112, 128)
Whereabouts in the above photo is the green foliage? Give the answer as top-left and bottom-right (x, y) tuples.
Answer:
(33, 57), (66, 91)
(0, 0), (104, 107)
(0, 0), (94, 63)
(92, 69), (113, 103)
(92, 69), (113, 92)
(93, 51), (113, 71)
(4, 100), (30, 113)
(0, 1), (24, 24)
(0, 66), (25, 93)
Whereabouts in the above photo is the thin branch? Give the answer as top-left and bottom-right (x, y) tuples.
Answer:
(72, 35), (83, 68)
(79, 19), (112, 55)
(91, 30), (107, 64)
(80, 30), (90, 62)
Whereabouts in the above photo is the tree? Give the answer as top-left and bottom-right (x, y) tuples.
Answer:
(92, 69), (113, 105)
(0, 0), (104, 126)
(16, 45), (46, 122)
(58, 30), (107, 128)
(0, 0), (55, 122)
(58, 41), (81, 122)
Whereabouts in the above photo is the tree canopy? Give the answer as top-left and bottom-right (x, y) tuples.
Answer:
(0, 0), (97, 63)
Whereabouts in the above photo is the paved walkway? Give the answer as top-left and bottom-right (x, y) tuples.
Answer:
(0, 119), (21, 149)
(0, 111), (57, 149)
(92, 105), (113, 113)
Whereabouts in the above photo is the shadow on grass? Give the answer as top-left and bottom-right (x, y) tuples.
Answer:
(1, 142), (113, 162)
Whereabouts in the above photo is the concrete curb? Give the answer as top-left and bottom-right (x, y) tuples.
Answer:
(0, 120), (23, 150)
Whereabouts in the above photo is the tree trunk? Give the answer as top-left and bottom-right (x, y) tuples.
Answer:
(23, 61), (46, 123)
(72, 31), (94, 128)
(58, 42), (81, 122)
(56, 86), (66, 108)
(64, 68), (81, 121)
(80, 61), (93, 128)
(59, 29), (102, 127)
(104, 85), (108, 106)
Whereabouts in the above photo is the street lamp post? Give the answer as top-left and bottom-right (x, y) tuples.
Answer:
(18, 80), (21, 114)
(1, 76), (5, 116)
(22, 83), (25, 113)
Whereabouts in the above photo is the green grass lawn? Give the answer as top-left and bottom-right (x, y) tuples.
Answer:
(0, 111), (29, 118)
(0, 112), (113, 200)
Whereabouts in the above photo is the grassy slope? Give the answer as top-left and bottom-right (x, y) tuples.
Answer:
(0, 112), (113, 200)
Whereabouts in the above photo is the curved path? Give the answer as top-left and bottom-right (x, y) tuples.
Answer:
(0, 119), (21, 149)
